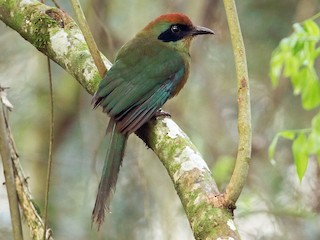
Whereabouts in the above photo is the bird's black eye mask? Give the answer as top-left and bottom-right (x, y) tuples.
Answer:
(158, 24), (192, 42)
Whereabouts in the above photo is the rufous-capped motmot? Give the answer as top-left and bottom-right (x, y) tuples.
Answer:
(92, 13), (214, 227)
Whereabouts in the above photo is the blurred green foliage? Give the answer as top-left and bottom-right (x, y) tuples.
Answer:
(270, 17), (320, 109)
(269, 14), (320, 181)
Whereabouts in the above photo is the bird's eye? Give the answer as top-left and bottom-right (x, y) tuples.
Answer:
(171, 25), (180, 33)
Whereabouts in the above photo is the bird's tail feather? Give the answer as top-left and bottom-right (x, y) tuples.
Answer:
(92, 118), (127, 229)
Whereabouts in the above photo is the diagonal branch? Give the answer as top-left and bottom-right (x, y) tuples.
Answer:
(136, 118), (240, 239)
(0, 0), (112, 95)
(0, 0), (242, 239)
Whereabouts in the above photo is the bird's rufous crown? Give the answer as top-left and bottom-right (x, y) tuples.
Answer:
(144, 13), (193, 30)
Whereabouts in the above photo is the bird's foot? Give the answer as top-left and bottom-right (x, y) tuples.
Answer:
(154, 108), (171, 118)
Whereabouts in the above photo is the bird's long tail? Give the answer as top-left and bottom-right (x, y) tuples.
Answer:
(92, 118), (127, 228)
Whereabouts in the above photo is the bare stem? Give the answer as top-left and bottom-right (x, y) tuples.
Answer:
(0, 94), (24, 240)
(70, 0), (107, 77)
(223, 0), (252, 204)
(43, 57), (54, 240)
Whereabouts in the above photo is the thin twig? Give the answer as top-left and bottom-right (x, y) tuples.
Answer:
(223, 0), (252, 205)
(70, 0), (107, 77)
(43, 57), (54, 240)
(310, 11), (320, 21)
(40, 1), (56, 237)
(51, 0), (61, 9)
(0, 91), (24, 240)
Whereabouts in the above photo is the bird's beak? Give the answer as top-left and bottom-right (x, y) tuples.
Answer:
(192, 26), (215, 36)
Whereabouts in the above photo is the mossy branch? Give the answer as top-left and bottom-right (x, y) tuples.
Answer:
(0, 0), (112, 94)
(136, 118), (240, 239)
(0, 0), (243, 239)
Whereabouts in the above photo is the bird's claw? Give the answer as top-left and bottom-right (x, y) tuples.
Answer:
(154, 108), (171, 118)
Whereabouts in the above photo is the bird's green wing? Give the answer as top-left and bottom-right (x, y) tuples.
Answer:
(114, 68), (185, 133)
(93, 40), (187, 134)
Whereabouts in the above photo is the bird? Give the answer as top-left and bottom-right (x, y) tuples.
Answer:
(91, 13), (214, 228)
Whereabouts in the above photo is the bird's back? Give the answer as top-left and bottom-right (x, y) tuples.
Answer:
(93, 35), (190, 134)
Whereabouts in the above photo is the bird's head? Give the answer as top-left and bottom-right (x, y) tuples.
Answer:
(139, 13), (214, 51)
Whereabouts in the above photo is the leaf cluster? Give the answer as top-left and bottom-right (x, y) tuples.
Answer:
(269, 15), (320, 180)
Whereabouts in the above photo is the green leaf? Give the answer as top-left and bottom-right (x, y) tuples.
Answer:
(268, 135), (279, 161)
(279, 37), (291, 51)
(291, 67), (307, 95)
(292, 133), (309, 181)
(283, 54), (298, 78)
(301, 76), (320, 110)
(307, 132), (320, 154)
(269, 50), (284, 87)
(292, 37), (305, 55)
(279, 130), (295, 140)
(293, 22), (304, 34)
(304, 19), (320, 36)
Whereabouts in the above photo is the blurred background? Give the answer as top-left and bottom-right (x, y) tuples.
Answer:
(1, 0), (320, 239)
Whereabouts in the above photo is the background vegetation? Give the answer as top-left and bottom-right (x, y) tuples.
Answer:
(0, 0), (319, 239)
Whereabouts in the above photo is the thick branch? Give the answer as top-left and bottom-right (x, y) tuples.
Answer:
(0, 0), (112, 95)
(223, 0), (252, 204)
(137, 118), (240, 239)
(0, 0), (241, 239)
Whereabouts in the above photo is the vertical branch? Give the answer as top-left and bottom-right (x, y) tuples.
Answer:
(223, 0), (252, 204)
(0, 91), (23, 240)
(70, 0), (107, 77)
(43, 57), (54, 240)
